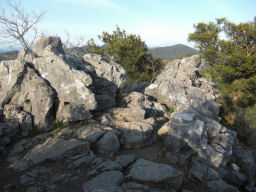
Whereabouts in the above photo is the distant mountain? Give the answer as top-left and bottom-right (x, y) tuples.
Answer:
(148, 44), (199, 60)
(0, 47), (20, 53)
(0, 50), (18, 62)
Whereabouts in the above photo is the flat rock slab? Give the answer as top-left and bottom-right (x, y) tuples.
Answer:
(127, 159), (183, 190)
(25, 137), (89, 165)
(115, 121), (154, 148)
(73, 124), (107, 143)
(82, 170), (124, 192)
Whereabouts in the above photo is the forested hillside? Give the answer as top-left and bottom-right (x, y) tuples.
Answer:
(148, 44), (199, 60)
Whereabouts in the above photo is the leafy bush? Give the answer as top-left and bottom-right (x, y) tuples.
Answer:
(188, 17), (256, 145)
(84, 26), (163, 85)
(167, 106), (174, 113)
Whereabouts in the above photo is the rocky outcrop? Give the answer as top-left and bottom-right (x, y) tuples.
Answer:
(1, 40), (255, 192)
(25, 137), (90, 165)
(145, 55), (220, 120)
(0, 36), (126, 131)
(84, 54), (126, 111)
(83, 54), (126, 88)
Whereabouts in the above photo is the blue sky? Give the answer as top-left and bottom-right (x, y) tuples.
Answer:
(1, 0), (256, 47)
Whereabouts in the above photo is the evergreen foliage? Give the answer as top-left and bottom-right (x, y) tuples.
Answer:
(188, 17), (256, 145)
(84, 26), (163, 85)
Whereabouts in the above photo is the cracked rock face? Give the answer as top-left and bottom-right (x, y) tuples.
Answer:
(32, 55), (96, 122)
(145, 55), (220, 120)
(0, 36), (127, 129)
(25, 137), (90, 165)
(1, 39), (255, 192)
(83, 54), (126, 89)
(0, 60), (55, 131)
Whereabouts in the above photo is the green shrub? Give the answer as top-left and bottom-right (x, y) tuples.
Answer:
(167, 106), (174, 113)
(84, 26), (162, 85)
(189, 17), (256, 146)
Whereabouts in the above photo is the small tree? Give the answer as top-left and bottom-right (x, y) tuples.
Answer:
(0, 0), (46, 50)
(84, 38), (104, 56)
(188, 17), (256, 145)
(84, 26), (162, 84)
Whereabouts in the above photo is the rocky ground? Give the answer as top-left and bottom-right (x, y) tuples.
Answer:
(0, 37), (255, 192)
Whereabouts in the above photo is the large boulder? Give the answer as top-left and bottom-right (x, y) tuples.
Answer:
(84, 54), (126, 88)
(127, 159), (183, 190)
(32, 55), (96, 122)
(158, 111), (236, 168)
(0, 60), (27, 106)
(82, 170), (124, 192)
(114, 119), (155, 149)
(0, 60), (55, 131)
(145, 55), (220, 120)
(9, 67), (56, 130)
(25, 137), (90, 165)
(84, 54), (126, 111)
(124, 92), (170, 118)
(33, 36), (64, 57)
(2, 104), (32, 137)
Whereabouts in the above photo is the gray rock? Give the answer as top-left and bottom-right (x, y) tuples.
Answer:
(124, 92), (170, 118)
(67, 153), (95, 169)
(0, 122), (19, 139)
(110, 107), (145, 122)
(125, 81), (150, 93)
(98, 113), (114, 126)
(46, 184), (57, 192)
(189, 160), (220, 181)
(19, 175), (36, 186)
(0, 57), (55, 131)
(87, 169), (98, 177)
(145, 55), (220, 119)
(222, 169), (246, 187)
(26, 187), (43, 192)
(83, 54), (126, 88)
(127, 159), (183, 190)
(159, 116), (236, 168)
(9, 66), (55, 131)
(115, 155), (136, 168)
(73, 124), (107, 143)
(145, 78), (189, 111)
(8, 158), (29, 171)
(122, 182), (149, 191)
(53, 173), (72, 183)
(25, 137), (90, 165)
(90, 157), (105, 168)
(90, 76), (117, 111)
(165, 151), (178, 164)
(158, 120), (207, 152)
(82, 170), (124, 192)
(0, 60), (27, 106)
(172, 112), (196, 123)
(96, 130), (120, 155)
(33, 36), (64, 57)
(0, 146), (7, 159)
(233, 145), (255, 189)
(96, 160), (122, 171)
(208, 179), (239, 192)
(0, 137), (11, 146)
(32, 54), (96, 122)
(115, 120), (154, 148)
(9, 140), (25, 156)
(3, 104), (33, 135)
